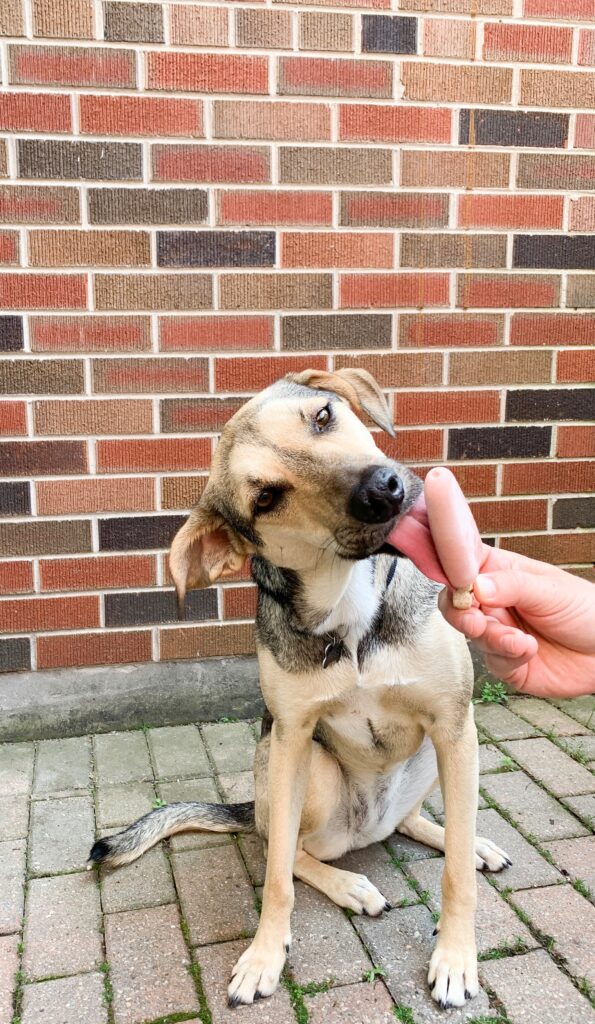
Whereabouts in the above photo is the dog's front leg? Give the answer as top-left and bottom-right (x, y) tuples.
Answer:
(429, 707), (479, 1009)
(228, 717), (313, 1006)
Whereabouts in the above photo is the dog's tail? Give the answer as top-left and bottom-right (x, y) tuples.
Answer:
(87, 800), (255, 869)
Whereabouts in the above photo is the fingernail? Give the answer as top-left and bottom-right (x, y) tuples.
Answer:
(476, 575), (496, 599)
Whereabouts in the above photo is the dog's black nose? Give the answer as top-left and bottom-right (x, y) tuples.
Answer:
(349, 466), (404, 524)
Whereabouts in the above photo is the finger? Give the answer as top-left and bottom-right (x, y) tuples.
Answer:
(438, 588), (487, 640)
(472, 619), (538, 662)
(473, 568), (561, 615)
(424, 468), (484, 590)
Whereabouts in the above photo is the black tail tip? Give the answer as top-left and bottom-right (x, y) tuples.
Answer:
(87, 838), (113, 866)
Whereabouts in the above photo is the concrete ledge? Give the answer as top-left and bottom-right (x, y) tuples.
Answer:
(0, 657), (263, 742)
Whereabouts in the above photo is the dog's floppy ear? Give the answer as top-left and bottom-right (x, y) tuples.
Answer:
(289, 367), (395, 437)
(169, 500), (248, 617)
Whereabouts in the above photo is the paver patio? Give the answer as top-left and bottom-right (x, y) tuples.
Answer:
(1, 694), (594, 1024)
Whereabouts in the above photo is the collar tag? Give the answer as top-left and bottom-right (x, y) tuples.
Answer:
(322, 638), (344, 669)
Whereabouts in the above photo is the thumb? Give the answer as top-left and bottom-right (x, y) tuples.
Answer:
(474, 569), (559, 615)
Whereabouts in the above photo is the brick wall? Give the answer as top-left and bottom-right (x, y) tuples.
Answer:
(0, 0), (593, 677)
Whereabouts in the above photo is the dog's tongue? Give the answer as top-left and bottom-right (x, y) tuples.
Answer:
(387, 468), (483, 590)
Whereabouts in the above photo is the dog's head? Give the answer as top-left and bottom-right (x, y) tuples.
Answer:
(170, 369), (420, 611)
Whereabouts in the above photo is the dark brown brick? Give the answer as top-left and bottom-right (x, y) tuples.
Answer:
(0, 360), (84, 395)
(279, 147), (392, 186)
(18, 140), (142, 181)
(161, 398), (244, 433)
(362, 14), (416, 53)
(160, 622), (255, 660)
(0, 440), (87, 476)
(161, 476), (207, 511)
(236, 9), (292, 48)
(0, 638), (30, 673)
(0, 185), (80, 224)
(341, 192), (448, 228)
(501, 532), (595, 565)
(105, 588), (217, 626)
(514, 235), (595, 270)
(0, 317), (23, 352)
(553, 498), (595, 530)
(448, 426), (551, 460)
(518, 154), (595, 191)
(460, 109), (568, 147)
(220, 274), (332, 311)
(0, 519), (92, 557)
(282, 314), (392, 351)
(0, 141), (7, 176)
(157, 231), (275, 268)
(99, 515), (186, 551)
(88, 188), (208, 225)
(104, 2), (164, 42)
(0, 482), (30, 516)
(95, 274), (212, 312)
(401, 233), (506, 268)
(506, 388), (594, 422)
(92, 357), (208, 394)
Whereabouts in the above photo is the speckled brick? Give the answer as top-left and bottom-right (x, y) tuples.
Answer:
(21, 972), (108, 1024)
(93, 731), (152, 785)
(23, 872), (102, 980)
(33, 736), (91, 796)
(196, 939), (294, 1023)
(0, 796), (29, 842)
(0, 934), (17, 1024)
(100, 847), (177, 913)
(507, 699), (591, 736)
(0, 839), (25, 934)
(287, 880), (372, 985)
(202, 721), (256, 774)
(333, 843), (412, 907)
(172, 845), (259, 945)
(29, 796), (95, 875)
(481, 771), (588, 841)
(476, 808), (561, 891)
(513, 886), (595, 985)
(306, 982), (396, 1023)
(542, 836), (595, 894)
(474, 703), (538, 741)
(217, 771), (255, 803)
(147, 724), (211, 779)
(0, 742), (34, 795)
(501, 738), (595, 798)
(96, 782), (155, 829)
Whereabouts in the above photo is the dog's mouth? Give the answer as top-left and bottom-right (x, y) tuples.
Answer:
(383, 494), (449, 585)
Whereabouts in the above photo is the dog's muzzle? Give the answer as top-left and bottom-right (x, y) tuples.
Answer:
(349, 465), (404, 524)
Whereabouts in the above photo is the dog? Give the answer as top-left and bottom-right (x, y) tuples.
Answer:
(89, 368), (511, 1009)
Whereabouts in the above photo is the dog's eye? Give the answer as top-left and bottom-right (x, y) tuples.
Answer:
(315, 405), (332, 431)
(255, 489), (276, 512)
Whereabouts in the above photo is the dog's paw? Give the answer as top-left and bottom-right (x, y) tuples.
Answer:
(329, 870), (391, 916)
(474, 836), (512, 873)
(227, 937), (287, 1006)
(428, 940), (478, 1009)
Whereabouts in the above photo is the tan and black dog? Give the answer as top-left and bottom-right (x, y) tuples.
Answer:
(89, 368), (510, 1010)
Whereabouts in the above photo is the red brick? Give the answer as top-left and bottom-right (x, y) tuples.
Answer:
(282, 232), (393, 269)
(279, 57), (391, 99)
(0, 231), (18, 265)
(340, 105), (451, 143)
(35, 399), (153, 436)
(400, 313), (503, 348)
(569, 197), (595, 231)
(98, 438), (211, 474)
(219, 191), (332, 227)
(341, 274), (449, 310)
(0, 92), (71, 132)
(458, 274), (560, 309)
(468, 498), (547, 533)
(37, 478), (155, 515)
(213, 101), (331, 142)
(557, 428), (595, 458)
(160, 315), (273, 352)
(524, 0), (595, 20)
(40, 555), (156, 592)
(0, 562), (34, 595)
(394, 390), (500, 426)
(458, 194), (563, 230)
(342, 193), (448, 228)
(223, 585), (257, 620)
(578, 29), (595, 64)
(153, 145), (269, 184)
(511, 313), (595, 346)
(93, 357), (208, 394)
(215, 355), (326, 393)
(575, 115), (595, 148)
(147, 52), (268, 93)
(503, 461), (595, 495)
(80, 96), (203, 138)
(10, 45), (135, 88)
(557, 350), (595, 383)
(30, 316), (151, 352)
(501, 533), (595, 565)
(377, 429), (444, 462)
(0, 275), (87, 310)
(160, 622), (255, 660)
(38, 630), (152, 669)
(484, 23), (572, 63)
(0, 186), (79, 225)
(0, 596), (99, 633)
(447, 464), (497, 498)
(424, 19), (475, 59)
(0, 402), (27, 436)
(161, 397), (244, 433)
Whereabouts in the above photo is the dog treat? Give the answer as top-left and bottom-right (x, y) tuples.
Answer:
(387, 467), (483, 600)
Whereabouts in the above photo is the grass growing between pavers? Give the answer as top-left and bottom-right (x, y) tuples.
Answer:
(283, 975), (334, 1024)
(477, 938), (530, 962)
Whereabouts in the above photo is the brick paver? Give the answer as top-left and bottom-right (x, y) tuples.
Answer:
(23, 872), (102, 980)
(501, 737), (595, 798)
(21, 972), (108, 1024)
(551, 696), (595, 729)
(105, 904), (198, 1024)
(480, 949), (595, 1024)
(512, 885), (595, 985)
(2, 701), (594, 1024)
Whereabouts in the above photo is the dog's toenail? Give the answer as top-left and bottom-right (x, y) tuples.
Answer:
(254, 990), (262, 1001)
(464, 989), (472, 999)
(384, 901), (392, 912)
